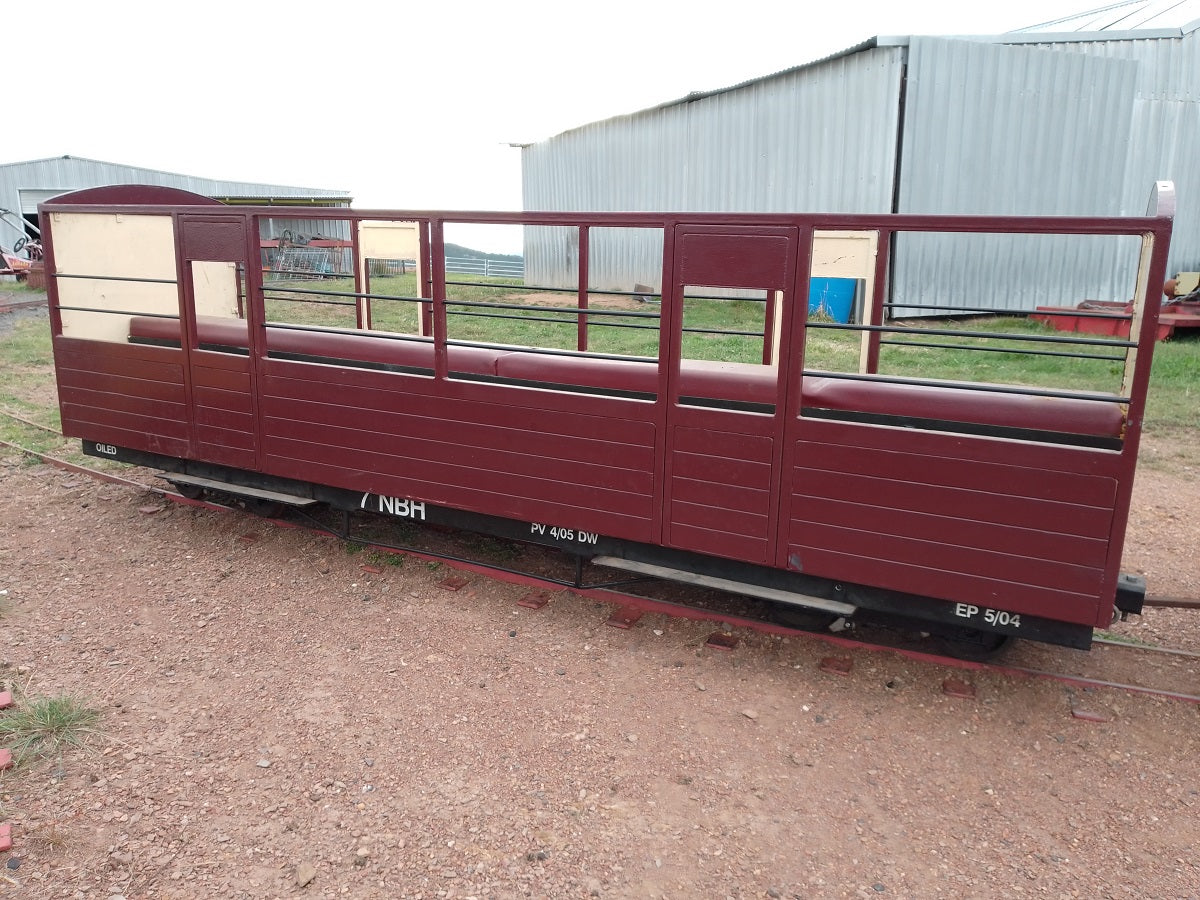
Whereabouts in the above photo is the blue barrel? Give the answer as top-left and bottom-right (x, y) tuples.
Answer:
(808, 278), (856, 323)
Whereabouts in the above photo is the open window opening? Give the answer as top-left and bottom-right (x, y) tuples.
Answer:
(441, 222), (664, 399)
(800, 228), (1144, 448)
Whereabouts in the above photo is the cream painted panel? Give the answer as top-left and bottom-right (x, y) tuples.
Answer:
(57, 279), (178, 342)
(812, 230), (877, 279)
(812, 229), (879, 371)
(358, 220), (420, 263)
(1121, 233), (1155, 402)
(191, 261), (241, 319)
(51, 212), (179, 342)
(358, 220), (426, 335)
(51, 212), (177, 280)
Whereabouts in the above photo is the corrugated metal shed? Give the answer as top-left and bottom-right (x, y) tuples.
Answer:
(521, 19), (1200, 315)
(0, 155), (351, 250)
(1021, 30), (1200, 290)
(523, 46), (905, 291)
(891, 36), (1142, 314)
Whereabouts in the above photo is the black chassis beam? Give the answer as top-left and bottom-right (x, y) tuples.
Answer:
(82, 440), (1094, 650)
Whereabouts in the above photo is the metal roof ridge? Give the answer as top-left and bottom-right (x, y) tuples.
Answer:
(1006, 0), (1200, 35)
(536, 36), (910, 144)
(998, 25), (1193, 42)
(0, 153), (349, 196)
(528, 20), (1195, 148)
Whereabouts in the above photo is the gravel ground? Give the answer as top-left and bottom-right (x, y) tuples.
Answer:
(0, 446), (1198, 900)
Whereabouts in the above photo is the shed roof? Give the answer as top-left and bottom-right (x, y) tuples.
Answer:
(0, 155), (351, 204)
(540, 2), (1200, 143)
(1012, 0), (1200, 34)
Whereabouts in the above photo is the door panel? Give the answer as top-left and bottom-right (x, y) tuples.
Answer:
(662, 226), (800, 565)
(179, 216), (258, 469)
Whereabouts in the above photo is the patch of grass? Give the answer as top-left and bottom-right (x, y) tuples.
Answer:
(0, 280), (43, 295)
(364, 548), (404, 568)
(1093, 629), (1156, 647)
(0, 317), (74, 462)
(1141, 336), (1200, 430)
(806, 316), (1127, 388)
(1, 318), (59, 412)
(0, 417), (65, 458)
(466, 534), (522, 564)
(263, 273), (424, 334)
(0, 316), (127, 470)
(0, 691), (103, 766)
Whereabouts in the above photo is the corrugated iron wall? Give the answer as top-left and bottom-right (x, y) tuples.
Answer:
(522, 29), (1198, 315)
(1028, 31), (1200, 283)
(892, 37), (1142, 315)
(522, 47), (905, 292)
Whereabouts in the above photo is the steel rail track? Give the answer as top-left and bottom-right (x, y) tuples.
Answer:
(2, 425), (1198, 705)
(0, 411), (62, 436)
(0, 298), (49, 314)
(1092, 636), (1200, 659)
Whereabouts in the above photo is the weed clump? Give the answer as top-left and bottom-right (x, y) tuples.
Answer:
(0, 691), (103, 766)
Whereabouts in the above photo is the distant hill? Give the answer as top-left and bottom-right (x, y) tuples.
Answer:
(444, 242), (522, 262)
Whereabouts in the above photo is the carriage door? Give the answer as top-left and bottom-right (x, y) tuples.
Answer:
(662, 226), (800, 566)
(179, 215), (260, 470)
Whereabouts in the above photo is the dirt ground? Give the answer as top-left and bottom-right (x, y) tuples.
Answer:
(1, 300), (1199, 899)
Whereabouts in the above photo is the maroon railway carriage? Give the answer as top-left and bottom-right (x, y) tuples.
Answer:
(39, 183), (1176, 653)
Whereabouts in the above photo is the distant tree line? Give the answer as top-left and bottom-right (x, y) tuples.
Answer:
(444, 242), (522, 263)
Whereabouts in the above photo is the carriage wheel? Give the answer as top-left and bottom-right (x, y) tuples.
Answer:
(767, 601), (841, 633)
(242, 497), (285, 518)
(933, 626), (1014, 661)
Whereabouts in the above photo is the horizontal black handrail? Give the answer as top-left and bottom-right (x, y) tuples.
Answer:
(878, 339), (1125, 362)
(445, 338), (656, 364)
(264, 322), (432, 344)
(53, 273), (177, 285)
(445, 299), (660, 319)
(882, 301), (1133, 320)
(446, 310), (659, 332)
(55, 305), (177, 318)
(809, 321), (1137, 349)
(263, 285), (424, 303)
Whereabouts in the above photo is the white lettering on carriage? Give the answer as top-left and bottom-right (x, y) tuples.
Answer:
(531, 522), (599, 545)
(954, 603), (1021, 629)
(360, 493), (426, 520)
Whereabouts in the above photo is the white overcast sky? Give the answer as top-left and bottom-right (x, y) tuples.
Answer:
(14, 0), (1109, 216)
